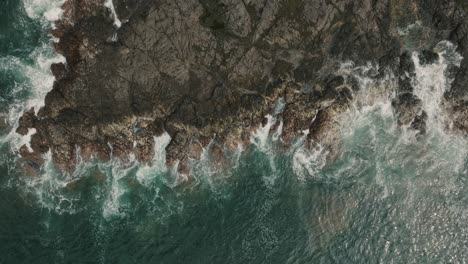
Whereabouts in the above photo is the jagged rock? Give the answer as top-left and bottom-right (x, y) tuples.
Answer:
(16, 108), (36, 135)
(398, 51), (416, 94)
(410, 110), (428, 134)
(392, 93), (423, 127)
(15, 0), (468, 174)
(450, 102), (468, 131)
(418, 50), (440, 65)
(50, 63), (68, 81)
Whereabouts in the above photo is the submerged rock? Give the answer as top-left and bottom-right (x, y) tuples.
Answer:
(16, 0), (468, 174)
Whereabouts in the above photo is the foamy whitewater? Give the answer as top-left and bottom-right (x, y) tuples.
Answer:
(104, 0), (122, 28)
(1, 0), (65, 152)
(0, 1), (467, 263)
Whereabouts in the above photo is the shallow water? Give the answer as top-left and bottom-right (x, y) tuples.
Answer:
(1, 1), (468, 263)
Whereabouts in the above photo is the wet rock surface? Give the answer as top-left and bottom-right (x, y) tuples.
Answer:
(16, 0), (468, 173)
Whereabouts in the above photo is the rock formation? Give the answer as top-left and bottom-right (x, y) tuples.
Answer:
(16, 0), (468, 175)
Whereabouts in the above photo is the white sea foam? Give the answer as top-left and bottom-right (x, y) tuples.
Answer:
(274, 97), (286, 115)
(249, 97), (289, 152)
(111, 33), (118, 42)
(397, 21), (423, 37)
(104, 0), (122, 28)
(2, 44), (65, 152)
(25, 47), (66, 115)
(0, 1), (66, 152)
(338, 41), (466, 190)
(249, 114), (281, 185)
(136, 132), (172, 186)
(22, 151), (81, 214)
(272, 120), (283, 142)
(11, 0), (150, 217)
(23, 128), (36, 152)
(249, 111), (287, 186)
(190, 142), (218, 188)
(102, 161), (132, 219)
(292, 143), (328, 182)
(250, 114), (275, 151)
(23, 0), (65, 23)
(412, 41), (463, 130)
(10, 1), (468, 224)
(232, 143), (244, 168)
(291, 41), (466, 183)
(0, 0), (78, 214)
(291, 62), (395, 182)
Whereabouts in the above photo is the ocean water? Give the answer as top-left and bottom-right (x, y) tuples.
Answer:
(1, 1), (468, 263)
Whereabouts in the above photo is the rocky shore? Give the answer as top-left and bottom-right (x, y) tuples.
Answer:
(16, 0), (468, 175)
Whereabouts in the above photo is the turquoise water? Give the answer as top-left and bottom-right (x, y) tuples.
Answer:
(1, 1), (468, 263)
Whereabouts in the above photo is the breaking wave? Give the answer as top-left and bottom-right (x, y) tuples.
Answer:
(0, 0), (65, 153)
(0, 0), (467, 262)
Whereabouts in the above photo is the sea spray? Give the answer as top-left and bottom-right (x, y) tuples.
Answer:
(187, 139), (246, 196)
(289, 53), (468, 258)
(22, 151), (80, 214)
(1, 0), (65, 153)
(23, 0), (64, 23)
(101, 158), (135, 219)
(291, 62), (396, 183)
(1, 0), (468, 261)
(136, 132), (172, 186)
(250, 112), (283, 185)
(3, 0), (468, 255)
(412, 41), (463, 130)
(291, 42), (466, 187)
(292, 143), (328, 182)
(0, 52), (64, 226)
(250, 114), (276, 153)
(104, 0), (122, 28)
(11, 40), (467, 222)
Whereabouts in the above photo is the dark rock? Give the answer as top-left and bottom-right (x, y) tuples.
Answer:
(15, 0), (468, 173)
(18, 145), (44, 175)
(410, 110), (428, 134)
(16, 108), (36, 135)
(398, 52), (416, 94)
(449, 102), (468, 132)
(50, 63), (68, 81)
(391, 93), (423, 127)
(418, 50), (439, 65)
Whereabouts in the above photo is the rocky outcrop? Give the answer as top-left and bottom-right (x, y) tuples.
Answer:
(16, 0), (468, 175)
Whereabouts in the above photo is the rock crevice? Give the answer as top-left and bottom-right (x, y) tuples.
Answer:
(16, 0), (468, 174)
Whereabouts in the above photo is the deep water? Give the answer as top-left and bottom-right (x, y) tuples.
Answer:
(1, 1), (468, 263)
